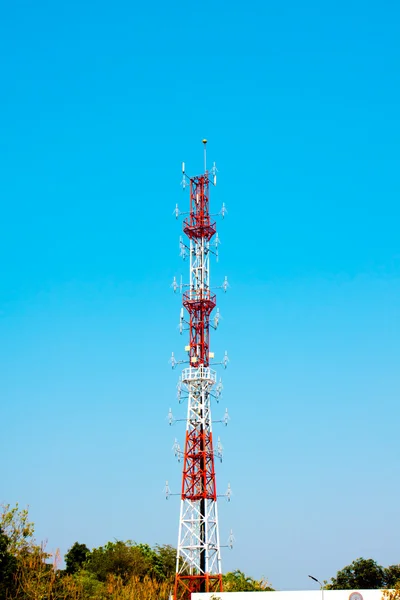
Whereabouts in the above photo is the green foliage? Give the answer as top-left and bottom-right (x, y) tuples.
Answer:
(69, 569), (108, 600)
(0, 503), (36, 556)
(0, 527), (17, 599)
(84, 540), (175, 584)
(223, 569), (274, 591)
(85, 541), (150, 583)
(326, 557), (391, 590)
(65, 542), (90, 574)
(152, 544), (176, 581)
(385, 565), (400, 588)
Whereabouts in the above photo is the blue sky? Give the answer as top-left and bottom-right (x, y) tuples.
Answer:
(1, 0), (400, 590)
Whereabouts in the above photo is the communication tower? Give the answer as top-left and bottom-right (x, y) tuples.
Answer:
(168, 141), (230, 600)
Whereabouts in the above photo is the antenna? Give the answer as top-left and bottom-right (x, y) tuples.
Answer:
(223, 350), (229, 369)
(228, 528), (234, 547)
(202, 138), (207, 172)
(165, 480), (170, 500)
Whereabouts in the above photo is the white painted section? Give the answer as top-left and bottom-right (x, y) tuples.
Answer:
(193, 591), (385, 600)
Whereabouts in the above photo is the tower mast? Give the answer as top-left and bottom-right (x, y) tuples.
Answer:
(172, 141), (226, 600)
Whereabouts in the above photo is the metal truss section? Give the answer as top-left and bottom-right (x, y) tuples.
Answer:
(181, 366), (217, 386)
(177, 498), (221, 574)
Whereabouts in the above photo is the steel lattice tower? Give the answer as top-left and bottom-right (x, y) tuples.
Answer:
(169, 141), (229, 600)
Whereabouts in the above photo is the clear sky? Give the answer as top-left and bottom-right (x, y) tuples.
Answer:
(1, 0), (400, 591)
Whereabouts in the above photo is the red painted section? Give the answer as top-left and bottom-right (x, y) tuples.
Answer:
(175, 574), (223, 600)
(183, 293), (216, 368)
(181, 429), (217, 501)
(183, 176), (216, 241)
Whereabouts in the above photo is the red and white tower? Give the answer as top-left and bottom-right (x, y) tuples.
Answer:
(169, 141), (229, 600)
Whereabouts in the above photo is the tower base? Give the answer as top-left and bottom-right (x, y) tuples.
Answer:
(174, 574), (223, 600)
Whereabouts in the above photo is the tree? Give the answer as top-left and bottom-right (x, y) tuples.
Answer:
(0, 527), (17, 599)
(85, 540), (156, 583)
(65, 542), (90, 574)
(326, 558), (385, 590)
(0, 503), (36, 556)
(152, 544), (176, 581)
(384, 565), (400, 589)
(223, 569), (274, 591)
(68, 569), (107, 600)
(0, 505), (62, 600)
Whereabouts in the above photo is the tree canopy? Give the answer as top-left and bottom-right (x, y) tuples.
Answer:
(83, 540), (176, 583)
(223, 569), (274, 591)
(65, 542), (90, 574)
(0, 503), (36, 556)
(326, 557), (400, 590)
(385, 565), (400, 589)
(0, 527), (17, 599)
